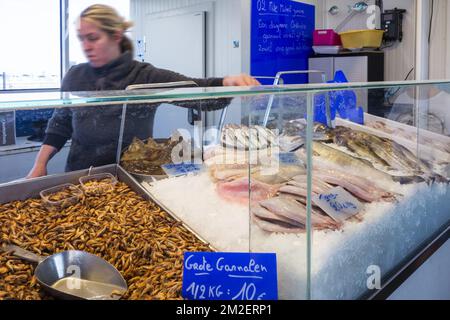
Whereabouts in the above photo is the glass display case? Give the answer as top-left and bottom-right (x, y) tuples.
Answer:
(0, 80), (449, 300)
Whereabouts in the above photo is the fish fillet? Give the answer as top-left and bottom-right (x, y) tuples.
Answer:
(216, 177), (279, 205)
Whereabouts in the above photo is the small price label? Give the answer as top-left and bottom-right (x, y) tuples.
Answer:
(161, 163), (203, 177)
(278, 152), (302, 165)
(312, 186), (362, 222)
(182, 252), (278, 300)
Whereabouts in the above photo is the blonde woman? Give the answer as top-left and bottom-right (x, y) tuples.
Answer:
(27, 4), (259, 178)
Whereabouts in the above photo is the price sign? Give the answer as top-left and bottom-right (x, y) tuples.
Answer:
(161, 163), (203, 177)
(313, 186), (362, 222)
(278, 152), (302, 165)
(182, 252), (278, 300)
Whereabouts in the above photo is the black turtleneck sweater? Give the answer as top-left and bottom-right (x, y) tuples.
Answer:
(44, 51), (224, 171)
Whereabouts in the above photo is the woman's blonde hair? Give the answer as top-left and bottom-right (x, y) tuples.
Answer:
(80, 4), (134, 54)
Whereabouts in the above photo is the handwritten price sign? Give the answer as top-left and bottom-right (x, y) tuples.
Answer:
(313, 186), (362, 222)
(161, 163), (203, 177)
(182, 252), (278, 300)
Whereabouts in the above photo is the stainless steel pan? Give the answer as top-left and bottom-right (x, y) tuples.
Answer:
(1, 244), (127, 300)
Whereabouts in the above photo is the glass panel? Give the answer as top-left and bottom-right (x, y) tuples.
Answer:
(1, 80), (450, 111)
(61, 103), (128, 172)
(240, 82), (449, 300)
(135, 97), (252, 253)
(0, 0), (61, 90)
(246, 91), (310, 300)
(307, 83), (450, 299)
(0, 102), (125, 183)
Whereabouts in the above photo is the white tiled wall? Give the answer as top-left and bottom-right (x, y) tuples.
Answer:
(382, 0), (416, 81)
(429, 0), (450, 80)
(324, 0), (377, 32)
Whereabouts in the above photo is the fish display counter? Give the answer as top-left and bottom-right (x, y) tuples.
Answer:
(0, 81), (449, 299)
(140, 81), (450, 299)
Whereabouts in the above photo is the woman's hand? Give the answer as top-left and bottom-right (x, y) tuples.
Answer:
(26, 163), (48, 179)
(223, 73), (261, 86)
(25, 144), (57, 179)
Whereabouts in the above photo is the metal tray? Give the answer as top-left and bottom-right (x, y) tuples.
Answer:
(0, 164), (215, 251)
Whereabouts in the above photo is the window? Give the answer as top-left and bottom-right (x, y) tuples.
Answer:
(68, 0), (130, 67)
(0, 0), (130, 91)
(0, 0), (61, 90)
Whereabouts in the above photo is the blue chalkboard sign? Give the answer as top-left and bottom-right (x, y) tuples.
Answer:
(182, 252), (278, 300)
(251, 0), (315, 84)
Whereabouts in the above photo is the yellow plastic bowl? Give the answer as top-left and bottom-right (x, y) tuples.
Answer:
(339, 29), (384, 49)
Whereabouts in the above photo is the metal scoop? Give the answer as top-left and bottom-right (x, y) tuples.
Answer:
(1, 244), (127, 300)
(335, 1), (369, 33)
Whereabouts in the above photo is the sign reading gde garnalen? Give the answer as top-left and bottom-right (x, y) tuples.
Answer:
(182, 252), (278, 300)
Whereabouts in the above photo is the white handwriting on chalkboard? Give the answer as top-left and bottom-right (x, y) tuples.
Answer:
(291, 20), (307, 30)
(279, 3), (292, 14)
(259, 43), (273, 53)
(257, 0), (266, 12)
(216, 257), (268, 274)
(275, 45), (306, 55)
(256, 11), (311, 56)
(232, 282), (267, 300)
(269, 21), (288, 33)
(186, 281), (268, 300)
(293, 9), (305, 16)
(185, 255), (269, 275)
(258, 19), (267, 29)
(186, 282), (224, 300)
(229, 274), (264, 280)
(263, 33), (281, 43)
(184, 255), (213, 274)
(268, 1), (278, 13)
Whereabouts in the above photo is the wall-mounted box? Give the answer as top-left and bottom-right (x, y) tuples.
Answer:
(0, 111), (16, 146)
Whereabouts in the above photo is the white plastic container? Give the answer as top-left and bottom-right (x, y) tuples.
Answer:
(79, 173), (118, 196)
(40, 183), (84, 211)
(312, 46), (343, 54)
